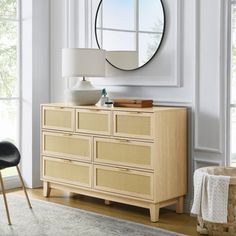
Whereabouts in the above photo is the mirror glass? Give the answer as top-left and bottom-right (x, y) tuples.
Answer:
(95, 0), (165, 71)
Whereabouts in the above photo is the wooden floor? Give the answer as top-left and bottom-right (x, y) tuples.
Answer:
(10, 188), (199, 236)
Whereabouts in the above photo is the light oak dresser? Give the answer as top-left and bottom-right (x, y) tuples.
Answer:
(40, 103), (187, 222)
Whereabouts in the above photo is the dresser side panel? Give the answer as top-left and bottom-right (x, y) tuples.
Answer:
(155, 109), (187, 202)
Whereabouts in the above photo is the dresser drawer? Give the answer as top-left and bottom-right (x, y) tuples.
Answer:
(42, 132), (92, 161)
(113, 111), (154, 139)
(43, 156), (91, 188)
(94, 138), (154, 170)
(94, 165), (153, 200)
(76, 109), (111, 135)
(42, 106), (75, 132)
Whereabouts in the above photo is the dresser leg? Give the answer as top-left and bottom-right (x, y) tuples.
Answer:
(176, 196), (184, 214)
(43, 182), (51, 197)
(149, 204), (160, 222)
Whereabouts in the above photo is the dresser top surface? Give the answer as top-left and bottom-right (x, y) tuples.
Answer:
(41, 103), (187, 113)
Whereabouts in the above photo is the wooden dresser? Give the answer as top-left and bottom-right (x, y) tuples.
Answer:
(40, 103), (187, 222)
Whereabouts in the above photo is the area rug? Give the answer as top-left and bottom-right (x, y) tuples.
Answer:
(0, 194), (185, 236)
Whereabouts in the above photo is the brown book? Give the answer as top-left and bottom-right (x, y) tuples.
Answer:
(113, 99), (153, 105)
(113, 103), (152, 108)
(113, 98), (153, 108)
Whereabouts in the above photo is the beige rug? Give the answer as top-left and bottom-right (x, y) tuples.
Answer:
(0, 194), (185, 236)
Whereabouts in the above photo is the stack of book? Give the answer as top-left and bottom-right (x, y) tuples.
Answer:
(113, 99), (153, 108)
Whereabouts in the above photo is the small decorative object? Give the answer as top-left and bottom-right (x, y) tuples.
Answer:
(113, 99), (153, 108)
(104, 101), (113, 107)
(99, 88), (108, 106)
(62, 48), (106, 105)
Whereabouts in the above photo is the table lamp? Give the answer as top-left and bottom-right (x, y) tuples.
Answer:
(62, 48), (106, 105)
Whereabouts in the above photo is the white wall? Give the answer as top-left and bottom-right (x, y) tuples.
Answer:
(50, 0), (68, 102)
(21, 0), (33, 187)
(193, 0), (228, 169)
(49, 0), (228, 208)
(51, 0), (195, 104)
(21, 0), (50, 188)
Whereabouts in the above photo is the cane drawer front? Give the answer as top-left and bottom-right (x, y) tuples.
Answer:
(76, 109), (111, 135)
(42, 132), (92, 161)
(94, 138), (154, 170)
(94, 165), (153, 200)
(42, 106), (75, 132)
(113, 111), (154, 139)
(43, 156), (91, 187)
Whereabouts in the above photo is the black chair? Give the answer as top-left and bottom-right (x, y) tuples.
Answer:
(0, 141), (32, 225)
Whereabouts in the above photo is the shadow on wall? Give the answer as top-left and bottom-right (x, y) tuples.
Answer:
(196, 111), (221, 152)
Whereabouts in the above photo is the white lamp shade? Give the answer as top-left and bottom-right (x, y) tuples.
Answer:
(62, 48), (106, 77)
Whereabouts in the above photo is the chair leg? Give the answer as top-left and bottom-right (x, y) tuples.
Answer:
(0, 171), (11, 225)
(16, 166), (32, 209)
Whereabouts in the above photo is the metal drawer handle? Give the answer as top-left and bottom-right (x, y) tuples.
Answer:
(63, 160), (72, 164)
(118, 139), (131, 143)
(128, 112), (143, 114)
(119, 168), (130, 172)
(48, 107), (66, 110)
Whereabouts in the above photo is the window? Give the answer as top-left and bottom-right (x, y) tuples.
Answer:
(0, 0), (20, 177)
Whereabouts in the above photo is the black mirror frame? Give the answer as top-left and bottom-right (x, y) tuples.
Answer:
(94, 0), (166, 71)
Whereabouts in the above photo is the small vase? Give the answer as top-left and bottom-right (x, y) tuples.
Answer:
(100, 96), (108, 106)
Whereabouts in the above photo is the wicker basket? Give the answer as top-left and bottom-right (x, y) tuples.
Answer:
(196, 167), (236, 236)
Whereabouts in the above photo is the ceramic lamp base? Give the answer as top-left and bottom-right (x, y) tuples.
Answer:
(65, 89), (102, 105)
(65, 78), (102, 105)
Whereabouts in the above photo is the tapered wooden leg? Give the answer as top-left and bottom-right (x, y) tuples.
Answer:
(43, 181), (51, 197)
(0, 171), (11, 225)
(16, 166), (32, 209)
(176, 196), (184, 214)
(149, 203), (160, 222)
(104, 200), (112, 205)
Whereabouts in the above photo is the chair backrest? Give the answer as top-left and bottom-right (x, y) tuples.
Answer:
(0, 141), (21, 164)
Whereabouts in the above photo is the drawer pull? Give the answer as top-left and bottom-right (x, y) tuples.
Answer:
(48, 107), (66, 110)
(63, 134), (73, 136)
(63, 160), (72, 164)
(119, 168), (130, 172)
(46, 107), (65, 110)
(118, 139), (131, 143)
(129, 112), (143, 114)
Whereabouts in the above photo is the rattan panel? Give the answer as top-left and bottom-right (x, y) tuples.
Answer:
(44, 134), (90, 159)
(77, 112), (108, 132)
(116, 115), (150, 136)
(96, 140), (151, 167)
(96, 168), (151, 196)
(44, 110), (72, 129)
(44, 159), (90, 186)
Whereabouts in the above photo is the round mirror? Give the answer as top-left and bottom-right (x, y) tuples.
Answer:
(95, 0), (165, 71)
